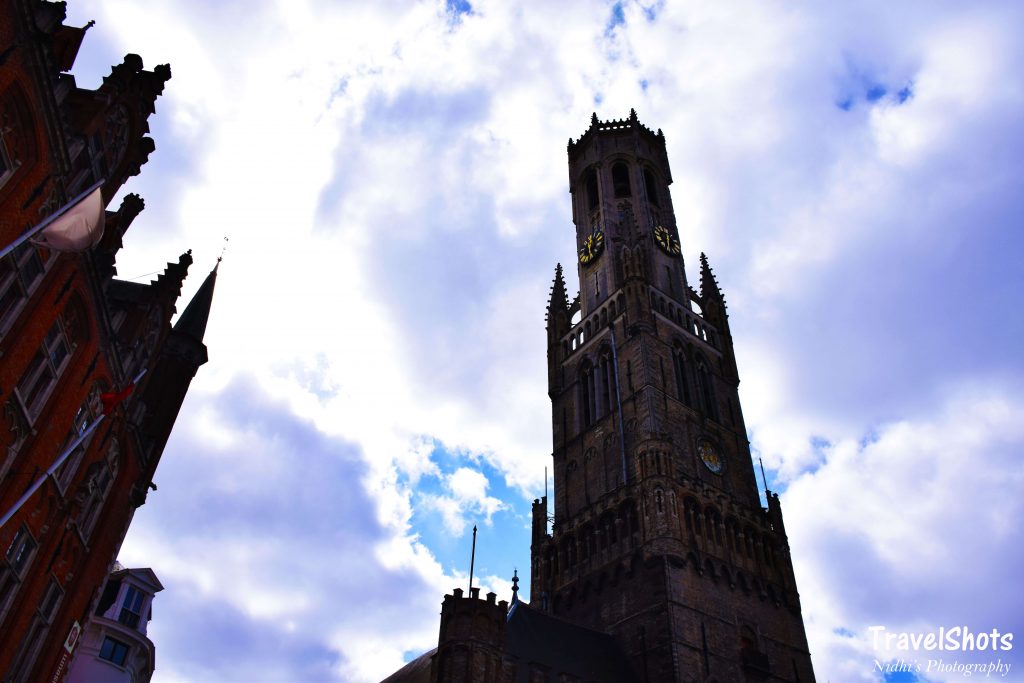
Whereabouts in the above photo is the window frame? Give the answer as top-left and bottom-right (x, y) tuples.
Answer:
(0, 243), (51, 334)
(13, 316), (72, 424)
(99, 635), (130, 667)
(118, 584), (144, 629)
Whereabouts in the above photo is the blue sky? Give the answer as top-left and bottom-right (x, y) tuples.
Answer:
(62, 0), (1024, 681)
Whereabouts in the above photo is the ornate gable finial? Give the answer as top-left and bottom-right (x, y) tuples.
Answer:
(511, 569), (519, 605)
(591, 111), (599, 126)
(629, 108), (638, 123)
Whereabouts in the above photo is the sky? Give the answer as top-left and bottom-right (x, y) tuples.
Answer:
(60, 0), (1024, 681)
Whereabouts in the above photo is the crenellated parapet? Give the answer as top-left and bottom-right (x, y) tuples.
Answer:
(431, 587), (511, 683)
(568, 109), (664, 163)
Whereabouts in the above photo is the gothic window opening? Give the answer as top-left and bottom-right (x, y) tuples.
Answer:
(585, 167), (599, 211)
(598, 352), (613, 417)
(580, 362), (596, 427)
(673, 346), (691, 405)
(612, 162), (631, 198)
(643, 168), (659, 206)
(695, 359), (717, 420)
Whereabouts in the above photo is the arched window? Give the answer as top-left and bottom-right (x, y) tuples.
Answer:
(584, 167), (599, 211)
(580, 361), (596, 427)
(695, 359), (717, 419)
(643, 168), (659, 206)
(612, 162), (631, 198)
(673, 345), (691, 405)
(598, 351), (613, 417)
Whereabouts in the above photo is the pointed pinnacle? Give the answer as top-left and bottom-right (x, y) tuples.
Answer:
(699, 252), (722, 300)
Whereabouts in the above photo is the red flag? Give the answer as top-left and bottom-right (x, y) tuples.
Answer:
(100, 383), (135, 415)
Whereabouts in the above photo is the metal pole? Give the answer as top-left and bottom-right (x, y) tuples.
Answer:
(0, 367), (145, 531)
(0, 415), (105, 530)
(468, 524), (477, 593)
(609, 322), (628, 485)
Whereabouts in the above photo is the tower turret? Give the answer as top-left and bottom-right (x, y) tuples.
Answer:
(430, 588), (510, 683)
(531, 112), (816, 682)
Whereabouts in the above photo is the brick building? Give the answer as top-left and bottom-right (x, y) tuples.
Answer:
(0, 1), (214, 681)
(384, 112), (816, 682)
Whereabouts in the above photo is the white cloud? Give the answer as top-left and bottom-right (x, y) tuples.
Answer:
(421, 466), (506, 536)
(60, 0), (1024, 680)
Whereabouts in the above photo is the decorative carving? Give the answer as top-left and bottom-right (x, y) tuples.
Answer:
(104, 103), (130, 171)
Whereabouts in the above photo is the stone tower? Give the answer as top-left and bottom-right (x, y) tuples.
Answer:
(530, 111), (816, 682)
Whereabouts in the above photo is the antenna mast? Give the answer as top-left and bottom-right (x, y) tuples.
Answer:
(468, 524), (477, 593)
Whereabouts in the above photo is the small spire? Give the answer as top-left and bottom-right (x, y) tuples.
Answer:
(591, 111), (599, 126)
(174, 260), (219, 342)
(629, 107), (638, 122)
(511, 569), (519, 605)
(699, 252), (723, 301)
(547, 263), (569, 313)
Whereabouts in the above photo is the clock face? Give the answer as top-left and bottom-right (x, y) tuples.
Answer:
(578, 230), (605, 265)
(654, 225), (681, 256)
(698, 440), (724, 474)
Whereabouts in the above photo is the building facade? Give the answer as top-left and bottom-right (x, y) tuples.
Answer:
(0, 1), (214, 681)
(385, 112), (816, 683)
(65, 565), (162, 683)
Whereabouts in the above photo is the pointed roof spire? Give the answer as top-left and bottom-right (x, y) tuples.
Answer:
(547, 263), (569, 314)
(699, 252), (723, 301)
(174, 259), (218, 342)
(511, 569), (519, 605)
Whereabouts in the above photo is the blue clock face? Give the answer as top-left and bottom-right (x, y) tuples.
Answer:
(698, 440), (724, 474)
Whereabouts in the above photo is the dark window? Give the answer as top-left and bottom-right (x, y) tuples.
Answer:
(0, 244), (48, 330)
(644, 168), (659, 206)
(673, 348), (691, 405)
(99, 636), (130, 666)
(580, 362), (596, 427)
(585, 168), (599, 211)
(612, 162), (631, 198)
(15, 318), (70, 419)
(5, 526), (36, 574)
(119, 585), (144, 629)
(696, 360), (716, 419)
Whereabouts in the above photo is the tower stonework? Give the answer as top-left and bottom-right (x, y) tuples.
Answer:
(530, 111), (817, 682)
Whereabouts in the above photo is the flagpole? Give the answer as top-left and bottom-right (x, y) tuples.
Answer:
(0, 415), (106, 531)
(0, 178), (105, 261)
(0, 367), (145, 532)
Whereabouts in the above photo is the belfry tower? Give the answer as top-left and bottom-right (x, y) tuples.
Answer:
(530, 111), (816, 682)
